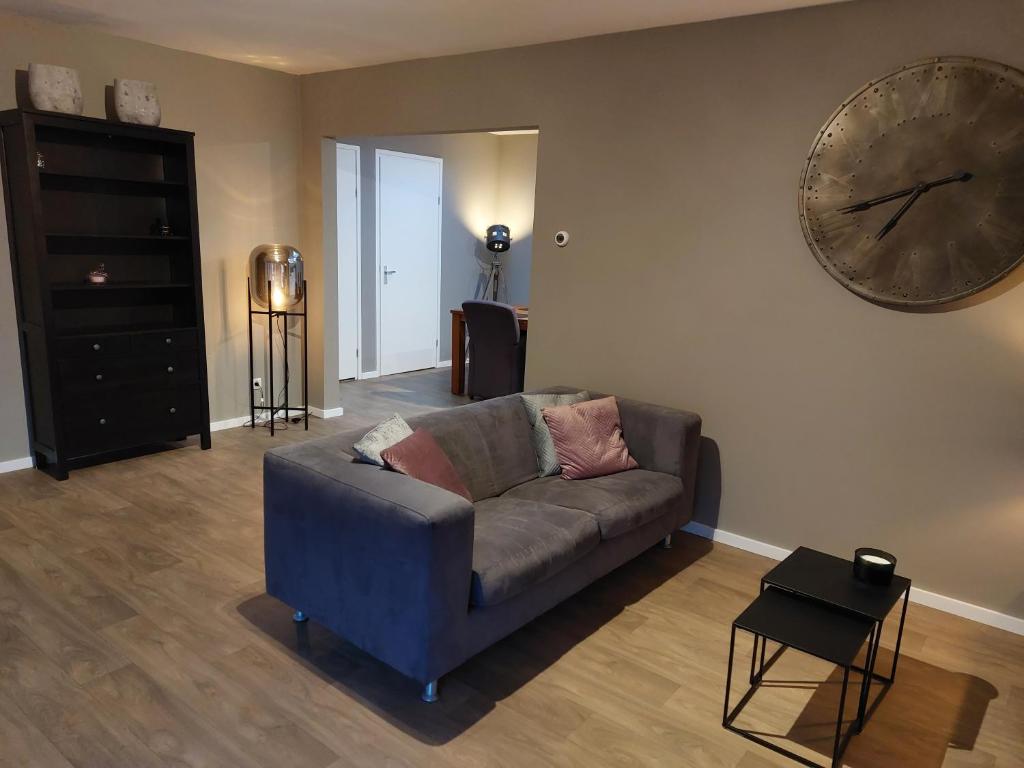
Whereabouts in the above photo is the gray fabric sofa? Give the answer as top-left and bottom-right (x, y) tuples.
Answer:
(263, 387), (701, 701)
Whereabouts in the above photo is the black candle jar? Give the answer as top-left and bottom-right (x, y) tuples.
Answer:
(853, 548), (897, 586)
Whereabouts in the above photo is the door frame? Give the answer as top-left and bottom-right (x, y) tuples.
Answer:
(336, 142), (362, 380)
(374, 148), (443, 374)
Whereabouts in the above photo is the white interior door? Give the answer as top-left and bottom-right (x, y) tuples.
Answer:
(376, 150), (442, 376)
(337, 143), (360, 380)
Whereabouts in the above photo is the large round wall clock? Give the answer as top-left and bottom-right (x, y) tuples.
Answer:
(798, 56), (1024, 306)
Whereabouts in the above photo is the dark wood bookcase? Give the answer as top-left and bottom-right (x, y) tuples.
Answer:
(0, 110), (211, 479)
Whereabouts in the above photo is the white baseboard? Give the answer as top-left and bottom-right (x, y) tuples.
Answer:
(210, 415), (250, 432)
(309, 406), (344, 419)
(359, 370), (380, 380)
(906, 586), (1024, 635)
(683, 521), (791, 561)
(0, 456), (33, 474)
(436, 360), (452, 368)
(682, 521), (1024, 636)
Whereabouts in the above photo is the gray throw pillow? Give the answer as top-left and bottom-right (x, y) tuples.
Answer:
(353, 414), (413, 466)
(520, 391), (590, 476)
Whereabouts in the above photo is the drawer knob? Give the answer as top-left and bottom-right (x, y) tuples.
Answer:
(167, 366), (174, 373)
(95, 373), (103, 381)
(169, 407), (177, 414)
(92, 343), (101, 351)
(98, 418), (107, 425)
(165, 337), (173, 345)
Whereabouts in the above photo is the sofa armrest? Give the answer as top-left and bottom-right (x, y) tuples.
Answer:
(263, 449), (474, 683)
(617, 398), (702, 520)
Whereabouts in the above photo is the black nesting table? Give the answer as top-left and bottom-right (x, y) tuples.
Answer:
(723, 547), (912, 768)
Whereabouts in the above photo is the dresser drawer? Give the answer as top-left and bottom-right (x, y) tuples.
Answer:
(64, 385), (203, 457)
(64, 403), (134, 456)
(135, 351), (199, 384)
(59, 356), (130, 391)
(59, 350), (199, 393)
(132, 329), (199, 354)
(137, 387), (202, 433)
(55, 334), (130, 358)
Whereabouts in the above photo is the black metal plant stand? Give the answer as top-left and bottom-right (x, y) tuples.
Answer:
(247, 278), (308, 435)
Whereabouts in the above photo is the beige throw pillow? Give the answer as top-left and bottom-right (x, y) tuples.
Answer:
(353, 414), (413, 466)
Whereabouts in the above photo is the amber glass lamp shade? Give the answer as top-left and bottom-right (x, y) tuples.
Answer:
(248, 244), (304, 309)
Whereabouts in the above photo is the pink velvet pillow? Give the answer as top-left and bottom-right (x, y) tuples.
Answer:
(380, 429), (472, 501)
(541, 396), (638, 480)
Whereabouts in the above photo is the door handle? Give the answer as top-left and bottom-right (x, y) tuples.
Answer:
(383, 265), (397, 284)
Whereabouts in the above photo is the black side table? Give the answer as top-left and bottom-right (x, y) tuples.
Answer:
(762, 547), (912, 729)
(724, 587), (876, 768)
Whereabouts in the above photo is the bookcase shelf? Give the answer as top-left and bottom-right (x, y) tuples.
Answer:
(39, 171), (187, 197)
(0, 109), (211, 479)
(51, 281), (193, 291)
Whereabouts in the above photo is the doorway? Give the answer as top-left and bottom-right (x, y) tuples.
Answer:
(375, 149), (443, 376)
(336, 143), (360, 380)
(332, 130), (538, 383)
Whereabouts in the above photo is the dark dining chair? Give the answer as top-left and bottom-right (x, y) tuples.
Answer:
(462, 300), (526, 399)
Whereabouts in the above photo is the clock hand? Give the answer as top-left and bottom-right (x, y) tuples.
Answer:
(837, 185), (918, 214)
(837, 170), (972, 214)
(923, 169), (973, 188)
(876, 184), (925, 240)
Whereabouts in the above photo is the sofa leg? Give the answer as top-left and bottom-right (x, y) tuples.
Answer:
(662, 534), (672, 549)
(293, 610), (309, 622)
(421, 680), (439, 703)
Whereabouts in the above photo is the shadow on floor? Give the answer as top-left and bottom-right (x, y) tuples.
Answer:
(236, 533), (713, 745)
(737, 647), (998, 768)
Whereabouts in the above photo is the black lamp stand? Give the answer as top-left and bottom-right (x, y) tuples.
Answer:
(247, 278), (309, 435)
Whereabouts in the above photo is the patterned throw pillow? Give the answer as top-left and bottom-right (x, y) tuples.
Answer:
(380, 429), (472, 501)
(520, 391), (590, 476)
(541, 396), (638, 480)
(352, 414), (413, 466)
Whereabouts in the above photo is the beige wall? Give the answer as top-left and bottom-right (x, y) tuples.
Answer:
(300, 0), (1024, 618)
(0, 13), (301, 460)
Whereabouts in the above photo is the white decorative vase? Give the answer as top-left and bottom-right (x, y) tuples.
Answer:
(27, 64), (83, 115)
(113, 79), (161, 126)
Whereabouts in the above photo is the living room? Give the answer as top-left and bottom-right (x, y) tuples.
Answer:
(0, 1), (1021, 767)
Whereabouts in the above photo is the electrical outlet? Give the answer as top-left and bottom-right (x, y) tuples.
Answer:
(252, 378), (265, 406)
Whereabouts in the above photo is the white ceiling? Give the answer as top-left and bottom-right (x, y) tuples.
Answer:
(1, 0), (845, 75)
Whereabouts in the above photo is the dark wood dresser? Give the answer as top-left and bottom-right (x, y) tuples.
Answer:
(0, 110), (211, 479)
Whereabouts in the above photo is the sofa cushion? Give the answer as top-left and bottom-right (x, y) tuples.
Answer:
(352, 413), (413, 466)
(501, 469), (683, 540)
(381, 429), (472, 501)
(471, 497), (600, 607)
(407, 397), (538, 502)
(542, 396), (638, 480)
(520, 390), (590, 476)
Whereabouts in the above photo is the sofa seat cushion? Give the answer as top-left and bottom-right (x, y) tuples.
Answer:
(471, 498), (600, 607)
(501, 470), (683, 540)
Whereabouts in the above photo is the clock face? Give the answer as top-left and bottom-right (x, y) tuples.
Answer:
(798, 57), (1024, 306)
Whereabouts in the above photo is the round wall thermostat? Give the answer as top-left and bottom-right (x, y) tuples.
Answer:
(554, 230), (570, 247)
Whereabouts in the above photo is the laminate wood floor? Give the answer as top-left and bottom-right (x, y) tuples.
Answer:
(0, 368), (1021, 767)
